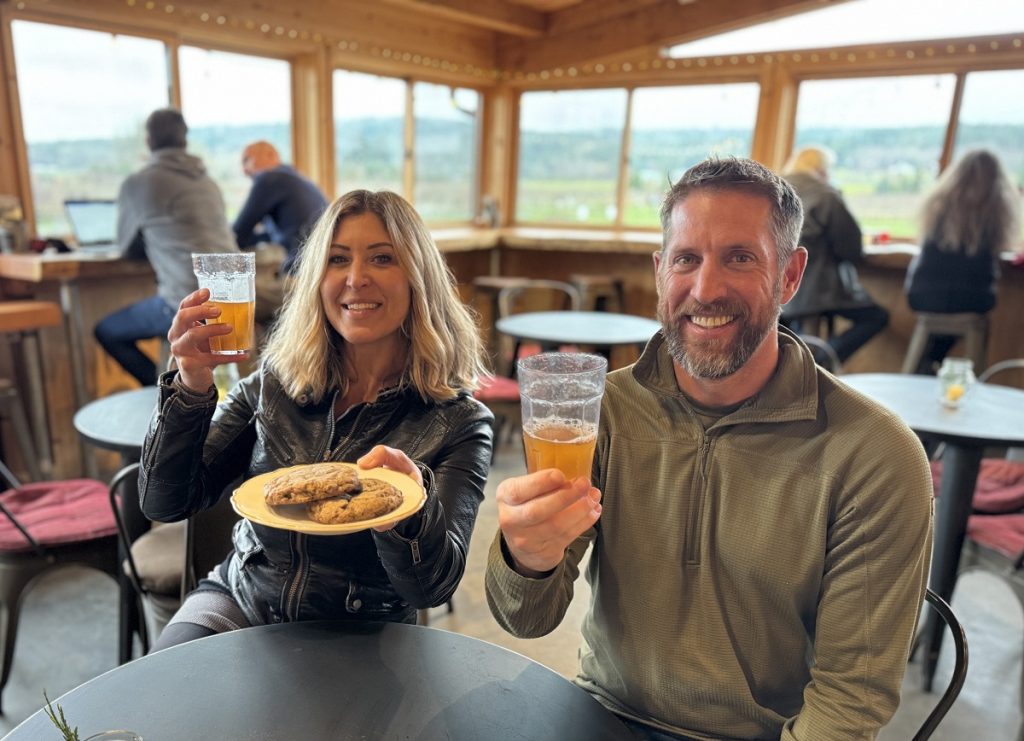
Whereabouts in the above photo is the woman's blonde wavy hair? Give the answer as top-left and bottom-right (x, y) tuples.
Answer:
(262, 190), (487, 403)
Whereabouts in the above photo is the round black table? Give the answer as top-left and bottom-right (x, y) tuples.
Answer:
(496, 310), (661, 348)
(4, 622), (633, 740)
(841, 373), (1024, 691)
(73, 386), (159, 462)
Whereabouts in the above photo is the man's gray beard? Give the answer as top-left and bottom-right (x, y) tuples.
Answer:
(658, 288), (782, 380)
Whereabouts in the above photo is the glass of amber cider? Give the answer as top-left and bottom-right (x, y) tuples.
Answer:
(192, 252), (256, 355)
(518, 352), (607, 481)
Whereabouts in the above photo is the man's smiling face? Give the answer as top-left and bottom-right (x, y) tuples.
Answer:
(655, 189), (794, 380)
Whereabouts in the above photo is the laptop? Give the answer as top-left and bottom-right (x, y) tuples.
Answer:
(64, 199), (118, 252)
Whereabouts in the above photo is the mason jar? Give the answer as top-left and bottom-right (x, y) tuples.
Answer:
(937, 357), (976, 409)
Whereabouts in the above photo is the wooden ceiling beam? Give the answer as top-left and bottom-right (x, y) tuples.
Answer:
(378, 0), (546, 38)
(545, 0), (663, 36)
(497, 0), (852, 73)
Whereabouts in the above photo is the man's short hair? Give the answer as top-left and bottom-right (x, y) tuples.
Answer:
(146, 108), (188, 151)
(659, 156), (803, 270)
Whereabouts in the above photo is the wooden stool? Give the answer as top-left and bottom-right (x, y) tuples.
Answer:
(0, 378), (41, 481)
(0, 301), (63, 478)
(902, 312), (989, 374)
(568, 274), (625, 313)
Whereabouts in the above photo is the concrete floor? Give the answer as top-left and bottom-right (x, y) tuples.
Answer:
(2, 435), (1022, 739)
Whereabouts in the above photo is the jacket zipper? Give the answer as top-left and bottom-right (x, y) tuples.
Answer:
(282, 390), (340, 620)
(284, 532), (307, 620)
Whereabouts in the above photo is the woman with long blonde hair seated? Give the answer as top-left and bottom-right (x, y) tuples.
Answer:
(140, 189), (493, 650)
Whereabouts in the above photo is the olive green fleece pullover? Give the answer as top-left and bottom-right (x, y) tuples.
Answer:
(486, 328), (933, 741)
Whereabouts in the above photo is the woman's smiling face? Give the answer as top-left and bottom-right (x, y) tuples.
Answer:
(319, 212), (411, 350)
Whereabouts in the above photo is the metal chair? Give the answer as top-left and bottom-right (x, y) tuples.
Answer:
(475, 280), (581, 456)
(0, 459), (125, 713)
(913, 587), (969, 740)
(929, 359), (1024, 508)
(799, 334), (843, 375)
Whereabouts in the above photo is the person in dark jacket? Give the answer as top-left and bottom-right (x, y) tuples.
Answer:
(904, 149), (1021, 374)
(140, 189), (493, 651)
(781, 146), (888, 365)
(233, 140), (328, 324)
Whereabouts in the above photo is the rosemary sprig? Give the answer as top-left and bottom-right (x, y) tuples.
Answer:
(42, 690), (80, 741)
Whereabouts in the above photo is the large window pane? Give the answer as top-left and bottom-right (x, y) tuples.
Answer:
(517, 89), (627, 225)
(627, 83), (759, 227)
(794, 75), (956, 238)
(11, 21), (168, 236)
(334, 71), (405, 195)
(413, 83), (479, 222)
(179, 47), (291, 219)
(955, 69), (1024, 191)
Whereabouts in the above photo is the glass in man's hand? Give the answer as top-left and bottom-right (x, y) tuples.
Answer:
(518, 352), (607, 481)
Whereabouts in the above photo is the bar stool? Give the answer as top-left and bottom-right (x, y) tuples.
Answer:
(0, 301), (62, 478)
(568, 274), (625, 313)
(0, 379), (41, 481)
(901, 312), (989, 375)
(471, 276), (531, 366)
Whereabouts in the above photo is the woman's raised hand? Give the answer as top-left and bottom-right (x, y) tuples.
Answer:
(168, 288), (248, 393)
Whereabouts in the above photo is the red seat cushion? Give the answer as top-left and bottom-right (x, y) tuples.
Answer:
(930, 458), (1024, 514)
(967, 514), (1024, 561)
(474, 375), (520, 403)
(0, 479), (117, 552)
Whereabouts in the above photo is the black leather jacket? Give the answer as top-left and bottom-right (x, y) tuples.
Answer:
(139, 364), (493, 626)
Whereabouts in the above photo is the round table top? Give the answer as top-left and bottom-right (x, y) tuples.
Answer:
(497, 310), (661, 347)
(841, 373), (1024, 447)
(6, 621), (632, 740)
(72, 386), (159, 456)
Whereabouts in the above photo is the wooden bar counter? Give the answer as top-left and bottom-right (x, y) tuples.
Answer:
(0, 251), (156, 478)
(2, 234), (1020, 479)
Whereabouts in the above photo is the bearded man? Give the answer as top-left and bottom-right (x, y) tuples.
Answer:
(485, 157), (933, 741)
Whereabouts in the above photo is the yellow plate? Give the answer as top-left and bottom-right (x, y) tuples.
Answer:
(230, 463), (426, 535)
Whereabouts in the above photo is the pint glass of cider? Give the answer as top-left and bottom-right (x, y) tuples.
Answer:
(192, 252), (256, 355)
(518, 352), (607, 481)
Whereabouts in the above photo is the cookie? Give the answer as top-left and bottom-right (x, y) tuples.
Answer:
(306, 478), (403, 524)
(264, 462), (362, 505)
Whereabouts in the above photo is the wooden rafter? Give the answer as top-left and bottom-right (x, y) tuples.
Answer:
(378, 0), (546, 38)
(498, 0), (852, 73)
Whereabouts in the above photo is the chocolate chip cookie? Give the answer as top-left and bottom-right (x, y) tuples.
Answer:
(264, 462), (362, 505)
(306, 478), (403, 524)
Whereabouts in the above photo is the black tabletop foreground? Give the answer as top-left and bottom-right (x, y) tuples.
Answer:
(5, 621), (634, 740)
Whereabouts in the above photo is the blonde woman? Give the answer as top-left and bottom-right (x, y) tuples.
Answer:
(780, 146), (889, 364)
(905, 149), (1021, 373)
(140, 189), (493, 649)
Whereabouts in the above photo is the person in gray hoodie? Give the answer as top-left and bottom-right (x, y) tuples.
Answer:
(95, 108), (236, 386)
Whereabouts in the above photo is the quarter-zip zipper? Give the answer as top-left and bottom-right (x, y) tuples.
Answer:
(684, 435), (713, 564)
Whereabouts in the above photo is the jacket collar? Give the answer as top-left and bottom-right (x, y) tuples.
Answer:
(631, 323), (820, 425)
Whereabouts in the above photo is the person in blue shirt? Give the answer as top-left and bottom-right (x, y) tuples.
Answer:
(233, 140), (328, 323)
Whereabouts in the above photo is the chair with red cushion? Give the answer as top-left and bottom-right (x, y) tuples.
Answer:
(929, 359), (1024, 514)
(474, 281), (581, 458)
(0, 459), (122, 712)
